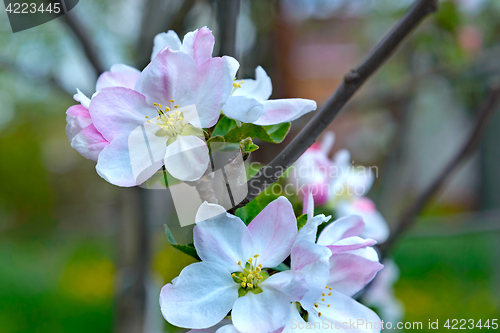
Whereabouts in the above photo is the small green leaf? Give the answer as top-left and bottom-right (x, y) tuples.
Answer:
(207, 135), (225, 154)
(239, 137), (259, 154)
(223, 122), (291, 144)
(296, 214), (308, 231)
(165, 225), (200, 260)
(212, 116), (238, 137)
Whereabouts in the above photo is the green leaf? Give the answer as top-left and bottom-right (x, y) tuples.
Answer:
(239, 137), (259, 154)
(223, 122), (291, 144)
(207, 135), (225, 154)
(235, 183), (282, 225)
(212, 116), (238, 137)
(296, 214), (308, 231)
(165, 225), (200, 260)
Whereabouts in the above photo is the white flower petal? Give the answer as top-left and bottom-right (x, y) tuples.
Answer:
(232, 287), (291, 333)
(151, 31), (182, 60)
(164, 135), (209, 181)
(195, 202), (227, 223)
(232, 66), (272, 101)
(194, 213), (253, 272)
(74, 88), (91, 109)
(222, 96), (265, 123)
(160, 262), (238, 329)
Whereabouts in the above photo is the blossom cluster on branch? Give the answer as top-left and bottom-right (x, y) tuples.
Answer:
(65, 27), (403, 333)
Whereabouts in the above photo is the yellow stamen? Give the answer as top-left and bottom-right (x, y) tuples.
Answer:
(174, 105), (179, 109)
(248, 258), (253, 263)
(254, 254), (259, 258)
(247, 283), (253, 288)
(238, 261), (241, 266)
(241, 282), (246, 287)
(170, 99), (174, 103)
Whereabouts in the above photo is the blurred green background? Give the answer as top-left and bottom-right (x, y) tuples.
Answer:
(1, 0), (500, 332)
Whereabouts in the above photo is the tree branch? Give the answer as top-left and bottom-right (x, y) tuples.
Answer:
(379, 85), (500, 258)
(215, 0), (240, 58)
(63, 11), (106, 75)
(231, 0), (438, 211)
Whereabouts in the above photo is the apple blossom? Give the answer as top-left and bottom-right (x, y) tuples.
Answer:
(88, 28), (238, 186)
(289, 132), (390, 243)
(281, 192), (383, 332)
(160, 197), (307, 333)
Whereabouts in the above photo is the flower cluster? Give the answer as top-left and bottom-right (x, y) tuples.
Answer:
(160, 195), (384, 333)
(66, 27), (317, 186)
(288, 132), (390, 243)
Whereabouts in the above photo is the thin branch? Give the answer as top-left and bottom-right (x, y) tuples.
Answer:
(379, 85), (500, 258)
(62, 11), (106, 75)
(215, 0), (241, 57)
(231, 0), (438, 211)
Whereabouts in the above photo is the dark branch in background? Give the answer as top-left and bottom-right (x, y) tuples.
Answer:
(230, 0), (439, 212)
(62, 12), (106, 75)
(379, 85), (500, 258)
(215, 0), (240, 57)
(135, 0), (196, 70)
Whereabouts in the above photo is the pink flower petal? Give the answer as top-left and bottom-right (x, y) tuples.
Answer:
(96, 64), (141, 91)
(196, 56), (239, 127)
(135, 48), (201, 112)
(71, 124), (109, 161)
(89, 87), (157, 142)
(182, 27), (215, 66)
(247, 197), (297, 267)
(328, 253), (383, 297)
(253, 98), (317, 126)
(317, 215), (366, 246)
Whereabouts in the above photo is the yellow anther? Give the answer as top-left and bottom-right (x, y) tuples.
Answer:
(329, 288), (332, 290)
(247, 283), (253, 288)
(145, 116), (149, 119)
(248, 258), (253, 263)
(231, 273), (236, 277)
(322, 293), (325, 296)
(153, 103), (159, 106)
(254, 254), (259, 258)
(147, 120), (151, 123)
(318, 313), (322, 317)
(156, 116), (160, 120)
(256, 267), (261, 272)
(258, 276), (263, 280)
(314, 303), (318, 308)
(241, 282), (246, 287)
(165, 107), (171, 111)
(327, 304), (330, 307)
(238, 261), (241, 266)
(328, 293), (331, 296)
(258, 264), (262, 268)
(170, 99), (174, 103)
(242, 277), (247, 282)
(248, 274), (254, 279)
(322, 298), (325, 301)
(174, 105), (179, 109)
(325, 285), (329, 289)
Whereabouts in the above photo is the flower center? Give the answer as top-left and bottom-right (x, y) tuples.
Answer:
(231, 254), (268, 296)
(145, 100), (186, 137)
(311, 285), (333, 318)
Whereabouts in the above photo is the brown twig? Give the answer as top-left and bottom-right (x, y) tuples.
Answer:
(230, 0), (439, 212)
(215, 0), (241, 58)
(379, 85), (500, 258)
